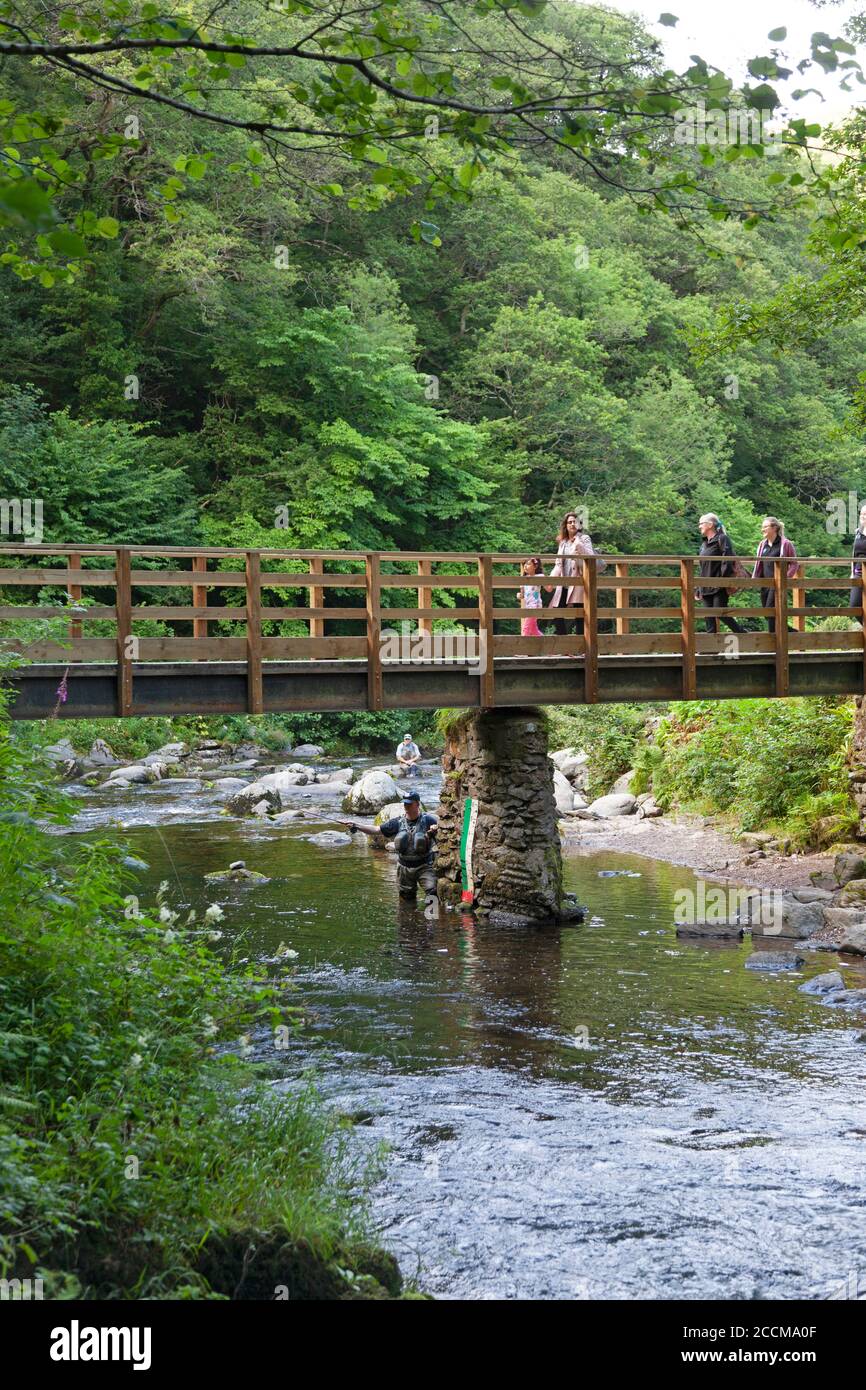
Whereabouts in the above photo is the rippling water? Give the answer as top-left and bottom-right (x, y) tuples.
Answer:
(67, 764), (866, 1300)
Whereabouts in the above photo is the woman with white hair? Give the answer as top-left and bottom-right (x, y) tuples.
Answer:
(753, 517), (798, 633)
(697, 513), (744, 634)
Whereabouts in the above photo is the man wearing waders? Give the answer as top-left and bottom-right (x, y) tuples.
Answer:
(379, 790), (439, 912)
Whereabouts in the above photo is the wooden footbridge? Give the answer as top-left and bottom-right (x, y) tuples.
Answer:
(0, 545), (863, 720)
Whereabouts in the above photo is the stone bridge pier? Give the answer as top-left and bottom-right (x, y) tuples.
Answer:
(435, 707), (583, 926)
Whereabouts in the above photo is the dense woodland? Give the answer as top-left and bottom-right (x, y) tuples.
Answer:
(1, 2), (865, 564)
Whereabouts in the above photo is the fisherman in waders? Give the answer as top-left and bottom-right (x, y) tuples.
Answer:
(378, 790), (439, 913)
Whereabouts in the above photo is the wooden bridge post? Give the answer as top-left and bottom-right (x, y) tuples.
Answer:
(774, 558), (789, 698)
(583, 556), (598, 704)
(308, 557), (325, 640)
(478, 553), (495, 708)
(418, 558), (433, 639)
(614, 561), (630, 635)
(115, 547), (133, 717)
(192, 554), (208, 644)
(680, 558), (696, 700)
(67, 551), (82, 645)
(366, 552), (383, 711)
(245, 551), (263, 715)
(792, 564), (807, 633)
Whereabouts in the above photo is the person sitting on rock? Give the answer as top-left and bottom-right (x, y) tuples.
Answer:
(396, 732), (421, 776)
(379, 790), (438, 911)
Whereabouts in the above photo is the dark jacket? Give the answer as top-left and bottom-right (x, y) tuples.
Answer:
(698, 528), (736, 597)
(379, 812), (438, 866)
(852, 530), (866, 580)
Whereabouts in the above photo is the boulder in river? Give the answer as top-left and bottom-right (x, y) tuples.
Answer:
(840, 926), (866, 955)
(204, 863), (270, 884)
(306, 831), (352, 848)
(752, 897), (824, 940)
(227, 783), (282, 815)
(800, 971), (845, 996)
(343, 769), (400, 815)
(272, 809), (305, 823)
(318, 767), (355, 784)
(586, 793), (636, 818)
(833, 849), (866, 888)
(837, 878), (866, 907)
(43, 738), (77, 764)
(745, 950), (805, 971)
(676, 920), (743, 940)
(105, 765), (152, 785)
(87, 738), (118, 766)
(292, 744), (325, 758)
(610, 770), (636, 795)
(552, 769), (576, 818)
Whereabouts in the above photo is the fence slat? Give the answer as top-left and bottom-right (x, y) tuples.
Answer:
(116, 548), (133, 717)
(246, 551), (263, 715)
(192, 555), (208, 642)
(478, 554), (495, 708)
(584, 557), (598, 705)
(366, 553), (383, 711)
(615, 561), (630, 635)
(775, 561), (789, 698)
(680, 558), (696, 699)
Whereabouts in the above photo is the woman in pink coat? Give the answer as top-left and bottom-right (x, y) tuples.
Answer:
(547, 509), (596, 642)
(753, 516), (799, 633)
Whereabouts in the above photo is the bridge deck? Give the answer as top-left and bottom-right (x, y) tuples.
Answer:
(1, 545), (863, 717)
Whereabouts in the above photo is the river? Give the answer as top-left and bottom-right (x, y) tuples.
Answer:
(64, 756), (866, 1301)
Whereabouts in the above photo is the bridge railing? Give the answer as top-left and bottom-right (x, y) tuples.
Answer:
(0, 545), (862, 712)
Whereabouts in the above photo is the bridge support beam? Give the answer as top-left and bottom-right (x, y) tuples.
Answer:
(434, 707), (580, 925)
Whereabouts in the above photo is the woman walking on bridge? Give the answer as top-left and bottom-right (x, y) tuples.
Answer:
(851, 504), (866, 623)
(547, 509), (596, 645)
(697, 513), (744, 635)
(753, 517), (798, 633)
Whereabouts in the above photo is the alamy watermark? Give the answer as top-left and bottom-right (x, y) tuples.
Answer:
(381, 620), (487, 672)
(0, 497), (43, 544)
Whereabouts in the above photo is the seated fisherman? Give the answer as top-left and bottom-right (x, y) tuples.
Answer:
(396, 732), (422, 776)
(378, 790), (438, 908)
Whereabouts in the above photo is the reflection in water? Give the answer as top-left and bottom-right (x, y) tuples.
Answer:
(70, 778), (866, 1301)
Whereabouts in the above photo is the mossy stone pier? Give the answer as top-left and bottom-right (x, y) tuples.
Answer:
(435, 708), (582, 926)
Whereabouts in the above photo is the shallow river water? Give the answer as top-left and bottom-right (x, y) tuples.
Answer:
(65, 761), (866, 1301)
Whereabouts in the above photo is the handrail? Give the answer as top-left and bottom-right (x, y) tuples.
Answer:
(0, 546), (863, 715)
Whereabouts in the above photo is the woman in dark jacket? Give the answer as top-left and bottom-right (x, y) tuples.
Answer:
(850, 504), (866, 622)
(753, 517), (798, 633)
(697, 513), (744, 634)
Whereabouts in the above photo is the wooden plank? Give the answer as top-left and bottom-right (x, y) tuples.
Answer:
(67, 552), (83, 642)
(614, 561), (630, 635)
(129, 569), (246, 588)
(583, 557), (598, 705)
(130, 605), (248, 621)
(595, 576), (682, 590)
(0, 605), (116, 620)
(261, 571), (366, 589)
(680, 558), (696, 700)
(787, 631), (863, 652)
(774, 561), (789, 697)
(380, 607), (481, 622)
(260, 607), (360, 622)
(116, 547), (133, 717)
(792, 565), (807, 633)
(478, 554), (495, 708)
(262, 637), (367, 659)
(309, 557), (325, 639)
(493, 635), (585, 657)
(135, 638), (248, 660)
(418, 559), (433, 639)
(598, 633), (682, 656)
(0, 568), (116, 585)
(0, 638), (117, 661)
(696, 633), (775, 654)
(192, 555), (208, 641)
(366, 553), (383, 712)
(246, 551), (263, 715)
(380, 575), (480, 590)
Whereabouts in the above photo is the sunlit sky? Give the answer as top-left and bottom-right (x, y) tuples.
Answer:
(604, 0), (865, 125)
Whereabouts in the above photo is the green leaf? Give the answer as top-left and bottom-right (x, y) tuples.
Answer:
(48, 227), (87, 258)
(95, 216), (120, 239)
(768, 27), (786, 41)
(658, 12), (678, 25)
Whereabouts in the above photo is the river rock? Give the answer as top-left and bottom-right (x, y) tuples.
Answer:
(821, 906), (866, 932)
(306, 830), (352, 848)
(227, 784), (282, 815)
(676, 920), (743, 939)
(204, 865), (270, 884)
(637, 796), (662, 819)
(43, 738), (77, 763)
(840, 926), (866, 955)
(553, 769), (576, 817)
(343, 769), (400, 815)
(838, 878), (866, 907)
(212, 777), (248, 793)
(272, 809), (305, 823)
(88, 738), (118, 766)
(292, 744), (325, 758)
(146, 741), (189, 763)
(586, 793), (636, 818)
(833, 849), (866, 887)
(792, 888), (835, 903)
(572, 792), (588, 811)
(293, 781), (352, 800)
(752, 898), (825, 939)
(318, 767), (355, 784)
(745, 950), (805, 971)
(800, 971), (846, 995)
(610, 770), (636, 795)
(740, 831), (775, 847)
(105, 765), (151, 785)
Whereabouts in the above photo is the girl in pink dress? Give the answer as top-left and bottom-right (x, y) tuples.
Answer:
(520, 557), (544, 638)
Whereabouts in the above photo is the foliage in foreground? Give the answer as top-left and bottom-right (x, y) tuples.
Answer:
(0, 681), (390, 1299)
